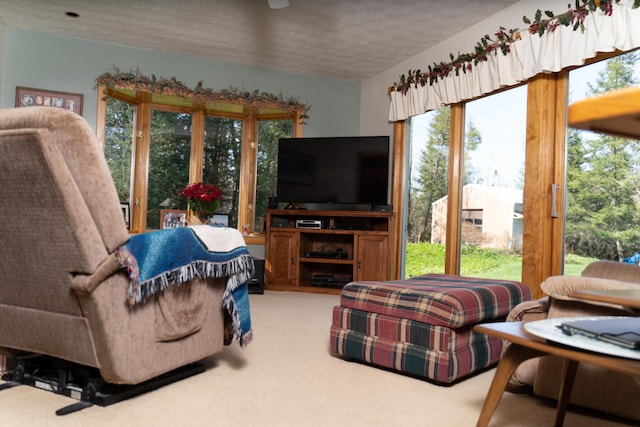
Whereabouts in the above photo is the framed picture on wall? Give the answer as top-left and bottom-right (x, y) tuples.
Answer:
(15, 86), (84, 115)
(160, 209), (187, 229)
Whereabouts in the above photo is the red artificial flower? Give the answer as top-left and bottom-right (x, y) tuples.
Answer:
(180, 182), (222, 221)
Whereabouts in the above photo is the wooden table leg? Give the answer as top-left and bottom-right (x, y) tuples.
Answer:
(476, 344), (546, 427)
(554, 359), (579, 427)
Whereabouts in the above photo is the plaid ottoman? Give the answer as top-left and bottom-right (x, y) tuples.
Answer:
(330, 274), (532, 384)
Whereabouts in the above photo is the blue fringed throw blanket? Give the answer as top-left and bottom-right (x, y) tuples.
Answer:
(115, 225), (254, 347)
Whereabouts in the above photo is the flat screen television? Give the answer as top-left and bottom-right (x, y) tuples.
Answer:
(276, 136), (390, 210)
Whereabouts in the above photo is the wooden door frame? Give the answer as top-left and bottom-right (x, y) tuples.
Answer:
(521, 72), (567, 298)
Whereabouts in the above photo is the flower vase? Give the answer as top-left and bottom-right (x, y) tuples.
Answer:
(187, 212), (205, 226)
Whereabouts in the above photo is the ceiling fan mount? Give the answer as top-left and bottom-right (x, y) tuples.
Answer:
(267, 0), (289, 9)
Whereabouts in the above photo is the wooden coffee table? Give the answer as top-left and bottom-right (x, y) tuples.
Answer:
(474, 321), (640, 427)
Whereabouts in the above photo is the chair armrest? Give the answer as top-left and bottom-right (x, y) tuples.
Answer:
(70, 253), (121, 294)
(503, 297), (550, 390)
(507, 297), (550, 322)
(541, 275), (638, 310)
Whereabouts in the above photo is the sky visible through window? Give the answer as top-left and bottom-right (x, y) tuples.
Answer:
(410, 87), (527, 188)
(410, 60), (640, 187)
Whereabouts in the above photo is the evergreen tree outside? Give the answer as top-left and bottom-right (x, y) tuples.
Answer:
(566, 52), (640, 261)
(102, 92), (293, 232)
(409, 107), (449, 243)
(408, 107), (481, 244)
(147, 110), (192, 229)
(203, 117), (242, 227)
(104, 97), (135, 203)
(103, 101), (291, 231)
(255, 120), (293, 230)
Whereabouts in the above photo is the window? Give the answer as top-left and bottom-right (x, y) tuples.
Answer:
(202, 116), (242, 227)
(146, 109), (192, 229)
(103, 97), (135, 204)
(255, 119), (293, 231)
(565, 52), (640, 273)
(462, 209), (483, 226)
(398, 51), (639, 296)
(460, 86), (526, 280)
(461, 209), (483, 246)
(98, 83), (302, 237)
(405, 108), (450, 276)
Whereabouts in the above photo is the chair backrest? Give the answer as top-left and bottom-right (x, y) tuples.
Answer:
(582, 260), (640, 284)
(0, 107), (129, 316)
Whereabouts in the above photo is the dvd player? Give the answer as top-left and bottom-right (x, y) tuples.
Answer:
(330, 225), (374, 231)
(296, 219), (326, 229)
(310, 275), (352, 287)
(304, 250), (348, 259)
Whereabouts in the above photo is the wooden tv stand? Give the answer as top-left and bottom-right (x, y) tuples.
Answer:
(265, 209), (394, 293)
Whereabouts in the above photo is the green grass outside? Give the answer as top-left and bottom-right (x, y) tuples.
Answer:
(405, 242), (597, 281)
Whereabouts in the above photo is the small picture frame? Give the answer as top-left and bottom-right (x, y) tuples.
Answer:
(15, 86), (84, 115)
(209, 213), (229, 227)
(120, 203), (130, 230)
(161, 209), (187, 229)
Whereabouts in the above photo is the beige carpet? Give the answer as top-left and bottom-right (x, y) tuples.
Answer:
(0, 291), (635, 426)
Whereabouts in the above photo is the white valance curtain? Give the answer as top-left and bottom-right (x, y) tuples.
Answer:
(388, 1), (640, 122)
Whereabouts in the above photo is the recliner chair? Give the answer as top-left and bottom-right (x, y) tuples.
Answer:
(0, 106), (240, 411)
(507, 260), (640, 422)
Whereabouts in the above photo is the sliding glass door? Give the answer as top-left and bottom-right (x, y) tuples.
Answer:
(460, 86), (527, 280)
(564, 52), (640, 273)
(405, 108), (450, 276)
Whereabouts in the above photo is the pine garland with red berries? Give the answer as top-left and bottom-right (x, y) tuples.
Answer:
(391, 0), (640, 94)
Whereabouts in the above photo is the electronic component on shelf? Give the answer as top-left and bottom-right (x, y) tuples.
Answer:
(330, 225), (374, 231)
(310, 275), (352, 287)
(271, 217), (290, 228)
(304, 249), (348, 259)
(295, 219), (326, 229)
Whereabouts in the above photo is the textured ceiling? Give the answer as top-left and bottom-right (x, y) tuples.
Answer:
(0, 0), (520, 81)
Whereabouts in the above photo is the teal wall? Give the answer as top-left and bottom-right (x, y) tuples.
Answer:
(0, 27), (360, 136)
